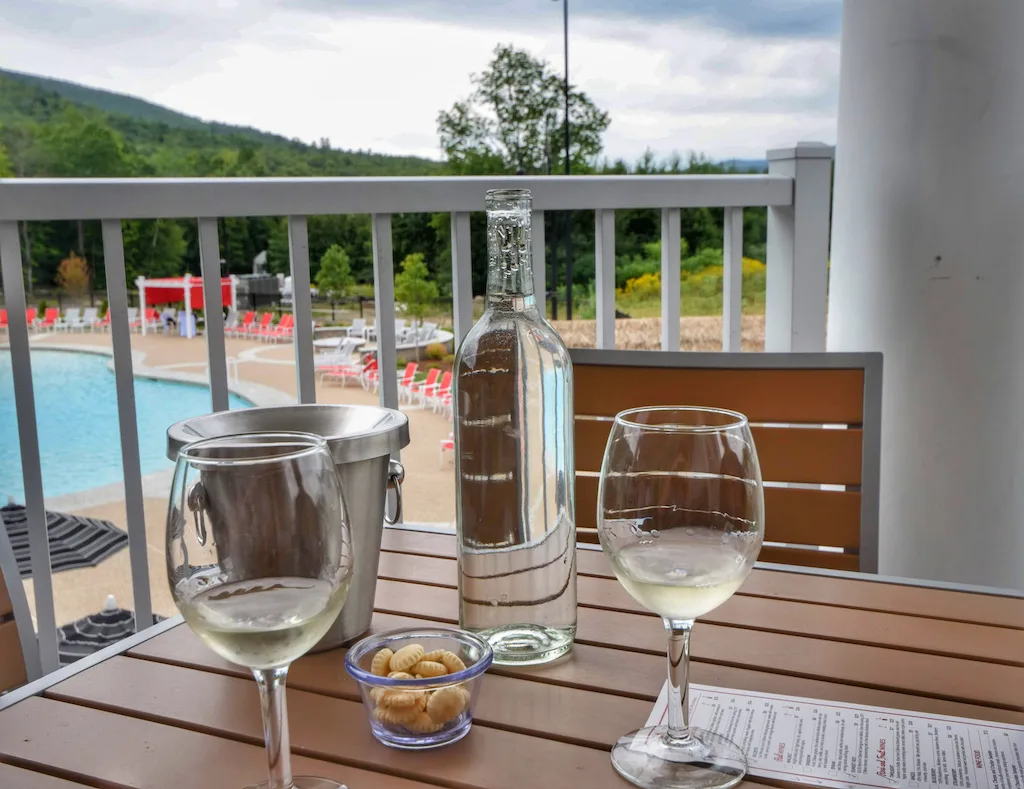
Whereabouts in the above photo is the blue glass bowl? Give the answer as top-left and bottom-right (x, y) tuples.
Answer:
(345, 627), (493, 749)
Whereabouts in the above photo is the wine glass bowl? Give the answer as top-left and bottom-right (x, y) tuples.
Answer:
(167, 432), (354, 789)
(598, 407), (764, 789)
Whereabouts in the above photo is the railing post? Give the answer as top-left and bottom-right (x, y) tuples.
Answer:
(595, 209), (616, 349)
(101, 219), (153, 632)
(722, 207), (744, 351)
(197, 217), (229, 412)
(0, 220), (58, 674)
(531, 210), (546, 313)
(287, 216), (316, 404)
(765, 142), (833, 352)
(660, 208), (681, 351)
(372, 213), (399, 411)
(449, 212), (473, 346)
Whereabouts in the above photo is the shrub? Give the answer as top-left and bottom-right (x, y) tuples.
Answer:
(623, 272), (661, 300)
(443, 354), (456, 364)
(99, 298), (109, 317)
(37, 299), (48, 315)
(425, 342), (447, 360)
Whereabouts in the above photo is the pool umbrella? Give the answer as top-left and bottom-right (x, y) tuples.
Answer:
(0, 503), (128, 578)
(57, 595), (165, 666)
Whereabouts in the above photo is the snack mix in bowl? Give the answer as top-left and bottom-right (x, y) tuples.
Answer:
(345, 627), (493, 749)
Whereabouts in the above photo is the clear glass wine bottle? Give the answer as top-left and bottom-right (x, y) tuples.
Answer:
(453, 188), (577, 665)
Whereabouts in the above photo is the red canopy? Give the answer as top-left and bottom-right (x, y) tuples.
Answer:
(141, 277), (233, 308)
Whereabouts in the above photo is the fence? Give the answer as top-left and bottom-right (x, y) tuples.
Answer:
(0, 142), (833, 676)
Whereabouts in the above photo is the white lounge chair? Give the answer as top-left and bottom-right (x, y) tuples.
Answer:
(127, 307), (140, 332)
(345, 318), (366, 338)
(57, 307), (82, 332)
(81, 307), (99, 332)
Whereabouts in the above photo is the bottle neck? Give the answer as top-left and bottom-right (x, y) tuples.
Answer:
(486, 209), (535, 306)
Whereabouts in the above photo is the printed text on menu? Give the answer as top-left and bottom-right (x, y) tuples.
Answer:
(645, 682), (1024, 789)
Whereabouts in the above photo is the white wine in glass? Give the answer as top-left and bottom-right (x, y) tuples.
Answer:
(598, 407), (764, 789)
(168, 432), (355, 789)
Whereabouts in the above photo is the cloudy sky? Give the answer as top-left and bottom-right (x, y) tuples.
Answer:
(0, 0), (841, 163)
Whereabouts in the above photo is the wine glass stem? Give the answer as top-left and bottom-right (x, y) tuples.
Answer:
(254, 666), (294, 789)
(664, 618), (694, 743)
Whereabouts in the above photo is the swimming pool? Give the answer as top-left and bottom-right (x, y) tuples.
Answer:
(0, 350), (251, 501)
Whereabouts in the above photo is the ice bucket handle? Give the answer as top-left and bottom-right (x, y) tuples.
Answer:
(384, 459), (405, 525)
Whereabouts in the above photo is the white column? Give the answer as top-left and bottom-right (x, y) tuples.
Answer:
(828, 0), (1024, 588)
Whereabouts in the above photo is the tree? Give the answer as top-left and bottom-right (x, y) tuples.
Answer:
(56, 251), (90, 298)
(437, 45), (610, 175)
(0, 143), (12, 177)
(393, 253), (439, 360)
(316, 244), (355, 320)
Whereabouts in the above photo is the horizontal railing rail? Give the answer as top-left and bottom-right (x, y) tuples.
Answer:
(0, 142), (834, 677)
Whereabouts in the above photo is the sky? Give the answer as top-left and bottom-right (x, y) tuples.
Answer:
(0, 0), (842, 164)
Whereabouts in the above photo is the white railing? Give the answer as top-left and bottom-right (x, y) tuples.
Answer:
(0, 142), (833, 676)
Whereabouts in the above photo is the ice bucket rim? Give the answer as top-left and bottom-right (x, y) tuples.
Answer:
(166, 403), (410, 465)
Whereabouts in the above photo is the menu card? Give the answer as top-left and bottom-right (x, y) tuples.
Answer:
(645, 682), (1023, 789)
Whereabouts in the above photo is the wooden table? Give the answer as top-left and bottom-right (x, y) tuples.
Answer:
(1, 527), (1022, 789)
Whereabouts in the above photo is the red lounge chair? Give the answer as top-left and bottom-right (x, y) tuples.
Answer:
(230, 311), (255, 338)
(406, 368), (440, 408)
(247, 312), (273, 338)
(0, 309), (7, 331)
(25, 308), (37, 328)
(396, 363), (418, 402)
(37, 308), (58, 331)
(265, 313), (294, 343)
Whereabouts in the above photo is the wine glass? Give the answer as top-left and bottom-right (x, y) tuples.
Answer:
(167, 432), (354, 789)
(597, 407), (764, 789)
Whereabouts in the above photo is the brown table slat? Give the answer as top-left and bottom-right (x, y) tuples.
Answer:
(46, 656), (776, 789)
(0, 763), (90, 789)
(375, 552), (1024, 666)
(130, 622), (649, 751)
(369, 576), (1024, 711)
(379, 528), (1024, 629)
(0, 697), (427, 789)
(131, 618), (1024, 727)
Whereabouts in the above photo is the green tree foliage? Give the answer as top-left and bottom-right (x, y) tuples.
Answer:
(394, 253), (439, 359)
(0, 67), (768, 314)
(438, 45), (610, 175)
(0, 142), (12, 176)
(316, 244), (355, 303)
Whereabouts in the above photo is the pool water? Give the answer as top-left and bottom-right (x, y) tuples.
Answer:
(0, 350), (251, 501)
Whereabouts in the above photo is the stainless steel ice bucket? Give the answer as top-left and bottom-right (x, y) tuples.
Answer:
(166, 404), (410, 650)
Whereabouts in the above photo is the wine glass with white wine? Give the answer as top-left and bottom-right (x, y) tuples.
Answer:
(167, 432), (354, 789)
(597, 407), (764, 789)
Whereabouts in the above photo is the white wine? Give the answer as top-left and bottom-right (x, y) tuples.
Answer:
(610, 539), (752, 621)
(179, 576), (349, 670)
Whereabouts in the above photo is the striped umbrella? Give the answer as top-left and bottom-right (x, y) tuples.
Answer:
(57, 595), (165, 666)
(0, 503), (128, 578)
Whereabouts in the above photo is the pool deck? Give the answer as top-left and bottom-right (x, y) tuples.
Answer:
(8, 331), (456, 626)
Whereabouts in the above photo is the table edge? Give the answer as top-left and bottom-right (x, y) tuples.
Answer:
(0, 614), (183, 712)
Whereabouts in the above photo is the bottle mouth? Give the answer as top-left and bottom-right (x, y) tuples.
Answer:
(486, 188), (531, 205)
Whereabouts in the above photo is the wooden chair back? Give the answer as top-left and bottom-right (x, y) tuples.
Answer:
(0, 521), (40, 693)
(570, 349), (883, 573)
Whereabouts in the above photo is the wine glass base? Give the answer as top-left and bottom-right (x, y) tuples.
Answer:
(245, 777), (347, 789)
(611, 726), (747, 789)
